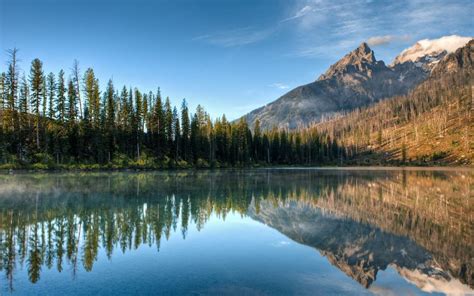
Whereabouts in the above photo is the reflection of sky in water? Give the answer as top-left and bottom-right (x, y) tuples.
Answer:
(0, 169), (472, 295)
(6, 212), (462, 296)
(8, 213), (371, 295)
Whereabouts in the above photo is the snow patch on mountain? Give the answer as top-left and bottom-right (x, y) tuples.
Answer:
(392, 35), (471, 65)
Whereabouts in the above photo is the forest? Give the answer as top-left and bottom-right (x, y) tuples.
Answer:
(0, 49), (343, 169)
(0, 42), (471, 169)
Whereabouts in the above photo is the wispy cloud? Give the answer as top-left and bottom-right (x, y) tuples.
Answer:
(192, 27), (274, 47)
(281, 5), (313, 22)
(286, 0), (473, 58)
(283, 1), (368, 30)
(269, 83), (289, 90)
(367, 35), (411, 46)
(194, 0), (473, 58)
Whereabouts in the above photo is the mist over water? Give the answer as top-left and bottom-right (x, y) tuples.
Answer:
(0, 169), (472, 295)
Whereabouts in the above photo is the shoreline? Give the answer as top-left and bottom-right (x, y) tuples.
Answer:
(1, 165), (472, 174)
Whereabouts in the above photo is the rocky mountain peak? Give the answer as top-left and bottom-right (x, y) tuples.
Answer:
(241, 36), (472, 131)
(318, 42), (380, 81)
(355, 42), (374, 59)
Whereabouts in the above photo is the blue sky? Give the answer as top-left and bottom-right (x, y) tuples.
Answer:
(1, 0), (473, 119)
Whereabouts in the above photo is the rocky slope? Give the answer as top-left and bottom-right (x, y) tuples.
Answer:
(316, 39), (473, 165)
(242, 36), (471, 130)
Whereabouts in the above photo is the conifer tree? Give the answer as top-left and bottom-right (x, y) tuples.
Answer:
(84, 68), (100, 128)
(42, 75), (47, 117)
(0, 72), (5, 112)
(29, 58), (44, 150)
(47, 72), (56, 119)
(19, 75), (29, 115)
(67, 80), (77, 122)
(172, 106), (180, 161)
(253, 119), (262, 162)
(180, 100), (190, 159)
(153, 88), (165, 158)
(18, 75), (29, 157)
(105, 79), (115, 161)
(56, 70), (66, 123)
(164, 97), (173, 157)
(134, 88), (143, 159)
(0, 72), (5, 161)
(5, 48), (20, 148)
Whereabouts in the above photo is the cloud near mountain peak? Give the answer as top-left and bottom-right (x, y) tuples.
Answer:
(367, 35), (411, 46)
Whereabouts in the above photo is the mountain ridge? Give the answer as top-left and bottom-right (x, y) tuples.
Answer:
(314, 39), (473, 165)
(242, 36), (471, 130)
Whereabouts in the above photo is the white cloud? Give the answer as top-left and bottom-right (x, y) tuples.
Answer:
(367, 35), (411, 46)
(272, 240), (291, 247)
(194, 0), (473, 60)
(269, 83), (289, 90)
(289, 0), (472, 59)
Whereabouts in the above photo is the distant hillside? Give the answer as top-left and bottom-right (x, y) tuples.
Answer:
(315, 39), (473, 165)
(242, 35), (471, 130)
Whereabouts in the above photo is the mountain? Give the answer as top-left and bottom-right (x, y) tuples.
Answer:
(315, 39), (473, 165)
(242, 36), (471, 130)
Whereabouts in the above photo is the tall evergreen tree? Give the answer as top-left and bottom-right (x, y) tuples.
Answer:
(0, 72), (5, 112)
(154, 88), (165, 158)
(5, 48), (20, 155)
(29, 58), (44, 150)
(164, 97), (173, 157)
(42, 75), (47, 117)
(19, 75), (29, 115)
(105, 79), (115, 162)
(56, 70), (66, 123)
(253, 119), (262, 162)
(47, 72), (56, 119)
(0, 72), (6, 161)
(134, 88), (143, 160)
(66, 79), (79, 160)
(67, 80), (77, 122)
(18, 75), (30, 158)
(172, 106), (180, 161)
(180, 99), (190, 162)
(83, 68), (100, 128)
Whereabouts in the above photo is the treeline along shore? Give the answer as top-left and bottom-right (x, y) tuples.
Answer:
(0, 42), (472, 170)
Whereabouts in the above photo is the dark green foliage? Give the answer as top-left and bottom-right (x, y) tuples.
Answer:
(0, 54), (344, 168)
(47, 72), (55, 119)
(29, 58), (44, 150)
(56, 70), (66, 123)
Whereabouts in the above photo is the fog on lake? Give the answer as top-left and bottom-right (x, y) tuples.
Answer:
(0, 169), (472, 295)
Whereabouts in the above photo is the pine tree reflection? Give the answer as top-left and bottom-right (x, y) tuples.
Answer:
(0, 170), (472, 291)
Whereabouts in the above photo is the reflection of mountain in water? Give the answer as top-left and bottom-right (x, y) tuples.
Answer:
(0, 169), (472, 293)
(249, 200), (472, 294)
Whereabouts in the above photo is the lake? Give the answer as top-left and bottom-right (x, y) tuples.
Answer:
(0, 168), (472, 295)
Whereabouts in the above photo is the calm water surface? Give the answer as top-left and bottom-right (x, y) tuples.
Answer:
(0, 168), (472, 295)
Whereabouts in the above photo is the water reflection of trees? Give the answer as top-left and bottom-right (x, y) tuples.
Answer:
(0, 170), (472, 290)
